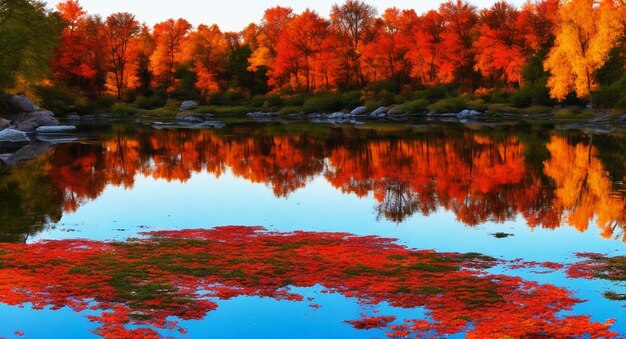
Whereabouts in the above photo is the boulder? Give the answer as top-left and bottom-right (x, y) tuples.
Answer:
(1, 142), (55, 165)
(616, 114), (626, 122)
(457, 109), (482, 119)
(12, 111), (59, 132)
(0, 129), (30, 145)
(327, 112), (347, 119)
(8, 95), (39, 112)
(35, 125), (77, 134)
(370, 107), (388, 118)
(175, 114), (204, 123)
(179, 100), (198, 111)
(0, 118), (11, 131)
(66, 113), (81, 121)
(349, 106), (367, 116)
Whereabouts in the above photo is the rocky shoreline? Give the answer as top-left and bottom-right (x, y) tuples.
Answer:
(1, 96), (625, 165)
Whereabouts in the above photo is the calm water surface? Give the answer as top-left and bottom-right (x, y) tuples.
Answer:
(0, 121), (624, 338)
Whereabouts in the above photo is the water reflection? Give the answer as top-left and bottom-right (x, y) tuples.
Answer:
(0, 226), (617, 337)
(0, 123), (624, 243)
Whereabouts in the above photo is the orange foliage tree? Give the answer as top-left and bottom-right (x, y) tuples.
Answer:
(149, 18), (192, 90)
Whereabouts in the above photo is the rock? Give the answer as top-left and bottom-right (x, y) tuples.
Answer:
(370, 107), (388, 118)
(203, 113), (215, 119)
(35, 134), (80, 143)
(1, 142), (55, 165)
(589, 114), (610, 124)
(247, 112), (277, 118)
(615, 114), (626, 122)
(12, 111), (59, 132)
(179, 100), (198, 111)
(327, 112), (347, 119)
(66, 113), (81, 121)
(0, 118), (11, 131)
(349, 106), (367, 116)
(0, 129), (30, 144)
(175, 114), (204, 123)
(457, 109), (482, 119)
(8, 95), (39, 112)
(35, 125), (77, 134)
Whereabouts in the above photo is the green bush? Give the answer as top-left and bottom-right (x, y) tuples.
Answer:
(265, 94), (284, 108)
(340, 90), (363, 110)
(427, 97), (468, 113)
(111, 103), (139, 117)
(592, 76), (626, 109)
(466, 99), (488, 111)
(393, 99), (429, 114)
(302, 93), (342, 113)
(284, 94), (305, 106)
(510, 90), (533, 108)
(249, 95), (265, 108)
(135, 92), (167, 109)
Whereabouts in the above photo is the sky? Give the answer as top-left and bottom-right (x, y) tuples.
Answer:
(43, 0), (525, 32)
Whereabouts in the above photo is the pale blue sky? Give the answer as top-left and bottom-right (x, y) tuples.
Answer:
(44, 0), (525, 32)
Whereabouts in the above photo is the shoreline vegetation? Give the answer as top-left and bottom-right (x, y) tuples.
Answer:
(1, 0), (626, 123)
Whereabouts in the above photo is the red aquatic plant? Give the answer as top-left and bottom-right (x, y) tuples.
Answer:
(0, 226), (617, 338)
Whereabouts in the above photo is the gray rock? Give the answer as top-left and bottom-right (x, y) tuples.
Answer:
(615, 114), (626, 122)
(203, 113), (215, 119)
(457, 109), (482, 119)
(175, 114), (204, 123)
(370, 107), (388, 118)
(35, 134), (80, 143)
(1, 142), (55, 165)
(66, 113), (81, 121)
(8, 95), (39, 112)
(12, 111), (59, 132)
(247, 111), (277, 118)
(179, 100), (198, 111)
(349, 106), (367, 116)
(35, 125), (77, 134)
(327, 112), (347, 119)
(0, 129), (30, 144)
(0, 118), (11, 131)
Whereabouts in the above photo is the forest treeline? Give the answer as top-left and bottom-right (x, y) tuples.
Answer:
(1, 0), (625, 115)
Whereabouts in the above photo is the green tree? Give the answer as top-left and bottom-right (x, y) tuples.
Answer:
(0, 0), (60, 91)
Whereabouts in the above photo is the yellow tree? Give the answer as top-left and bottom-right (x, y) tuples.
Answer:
(544, 0), (624, 100)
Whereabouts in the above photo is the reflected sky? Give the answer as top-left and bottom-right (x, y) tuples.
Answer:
(0, 121), (624, 337)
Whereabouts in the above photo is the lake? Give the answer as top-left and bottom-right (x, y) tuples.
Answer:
(0, 120), (624, 338)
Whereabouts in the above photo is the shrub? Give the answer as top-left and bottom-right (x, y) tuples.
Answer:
(427, 97), (467, 113)
(284, 94), (305, 106)
(340, 90), (363, 110)
(302, 93), (342, 113)
(510, 90), (533, 108)
(393, 99), (429, 114)
(249, 95), (265, 108)
(111, 103), (139, 117)
(265, 94), (284, 108)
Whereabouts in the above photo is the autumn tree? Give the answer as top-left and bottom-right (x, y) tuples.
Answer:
(248, 6), (293, 72)
(406, 10), (451, 84)
(544, 0), (624, 100)
(182, 24), (228, 96)
(474, 2), (526, 87)
(331, 0), (378, 88)
(272, 9), (330, 91)
(133, 24), (155, 96)
(150, 18), (192, 90)
(362, 8), (415, 85)
(439, 0), (480, 88)
(104, 12), (139, 100)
